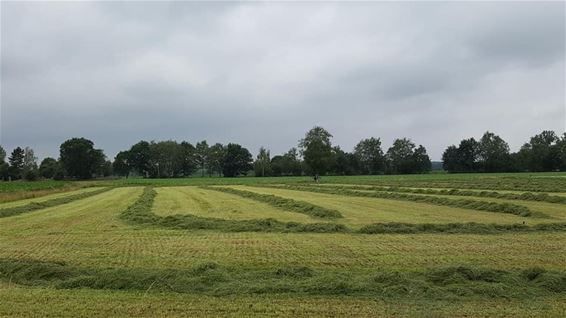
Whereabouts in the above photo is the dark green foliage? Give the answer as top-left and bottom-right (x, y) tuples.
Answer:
(8, 147), (25, 180)
(206, 186), (343, 218)
(1, 258), (564, 298)
(299, 126), (333, 176)
(39, 157), (60, 179)
(354, 137), (385, 175)
(112, 151), (131, 177)
(59, 138), (105, 179)
(386, 138), (431, 174)
(222, 143), (253, 177)
(271, 148), (303, 176)
(264, 184), (534, 217)
(0, 187), (111, 218)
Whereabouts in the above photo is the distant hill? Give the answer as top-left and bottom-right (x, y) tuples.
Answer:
(431, 161), (443, 171)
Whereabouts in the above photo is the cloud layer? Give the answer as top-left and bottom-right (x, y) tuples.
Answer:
(1, 1), (564, 160)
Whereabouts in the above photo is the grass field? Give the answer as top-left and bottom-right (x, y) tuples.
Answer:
(0, 173), (565, 317)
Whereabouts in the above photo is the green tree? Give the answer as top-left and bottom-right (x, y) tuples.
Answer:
(128, 141), (153, 177)
(179, 141), (197, 177)
(254, 147), (272, 177)
(39, 157), (60, 179)
(8, 147), (25, 180)
(22, 147), (38, 179)
(520, 131), (561, 172)
(354, 137), (385, 174)
(222, 143), (252, 177)
(195, 141), (209, 177)
(477, 132), (511, 172)
(113, 151), (131, 177)
(208, 143), (225, 177)
(441, 145), (460, 172)
(59, 138), (105, 179)
(0, 145), (8, 180)
(386, 138), (430, 174)
(299, 126), (333, 176)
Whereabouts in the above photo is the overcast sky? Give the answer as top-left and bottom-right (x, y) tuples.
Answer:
(1, 1), (565, 161)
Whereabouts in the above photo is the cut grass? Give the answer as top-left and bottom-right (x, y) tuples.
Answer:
(262, 184), (534, 217)
(0, 187), (111, 218)
(1, 258), (564, 298)
(152, 186), (321, 224)
(317, 184), (566, 205)
(203, 186), (343, 218)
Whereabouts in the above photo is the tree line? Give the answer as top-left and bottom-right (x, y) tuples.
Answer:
(0, 127), (564, 180)
(442, 131), (566, 173)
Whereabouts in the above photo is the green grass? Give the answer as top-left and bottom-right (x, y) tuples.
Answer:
(1, 173), (566, 316)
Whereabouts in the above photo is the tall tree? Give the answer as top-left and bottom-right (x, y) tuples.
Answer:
(195, 141), (209, 177)
(208, 143), (225, 177)
(0, 145), (8, 180)
(254, 147), (272, 177)
(299, 126), (333, 176)
(386, 138), (431, 174)
(222, 143), (252, 177)
(113, 151), (131, 177)
(128, 141), (152, 177)
(8, 147), (25, 179)
(354, 137), (385, 174)
(39, 157), (60, 179)
(477, 132), (511, 172)
(519, 131), (561, 172)
(59, 138), (105, 179)
(179, 141), (197, 177)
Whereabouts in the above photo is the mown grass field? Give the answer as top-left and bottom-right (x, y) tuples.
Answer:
(0, 173), (565, 317)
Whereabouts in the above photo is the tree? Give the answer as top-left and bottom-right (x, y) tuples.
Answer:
(195, 141), (209, 177)
(329, 146), (358, 175)
(519, 131), (561, 172)
(386, 138), (431, 174)
(39, 157), (60, 179)
(477, 132), (511, 172)
(208, 143), (225, 177)
(179, 141), (197, 177)
(442, 145), (460, 172)
(22, 147), (38, 178)
(222, 143), (252, 177)
(59, 138), (105, 179)
(113, 151), (131, 177)
(299, 126), (333, 176)
(354, 137), (385, 174)
(254, 147), (272, 177)
(8, 147), (25, 180)
(0, 145), (8, 181)
(441, 138), (479, 173)
(558, 133), (566, 171)
(128, 141), (153, 177)
(412, 145), (432, 173)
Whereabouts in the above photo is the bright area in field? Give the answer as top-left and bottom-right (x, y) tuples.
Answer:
(152, 186), (319, 223)
(223, 185), (535, 226)
(0, 187), (106, 209)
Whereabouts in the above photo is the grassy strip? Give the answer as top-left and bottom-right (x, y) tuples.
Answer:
(318, 184), (566, 205)
(0, 187), (112, 218)
(0, 258), (564, 298)
(120, 187), (347, 233)
(123, 187), (566, 234)
(261, 185), (535, 217)
(203, 186), (343, 218)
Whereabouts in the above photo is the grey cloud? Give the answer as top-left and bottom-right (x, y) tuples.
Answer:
(1, 1), (564, 161)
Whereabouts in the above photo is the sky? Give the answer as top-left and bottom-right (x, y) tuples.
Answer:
(1, 1), (565, 161)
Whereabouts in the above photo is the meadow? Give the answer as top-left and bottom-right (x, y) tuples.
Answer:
(0, 172), (565, 317)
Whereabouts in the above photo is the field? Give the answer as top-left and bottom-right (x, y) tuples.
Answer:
(0, 173), (565, 317)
